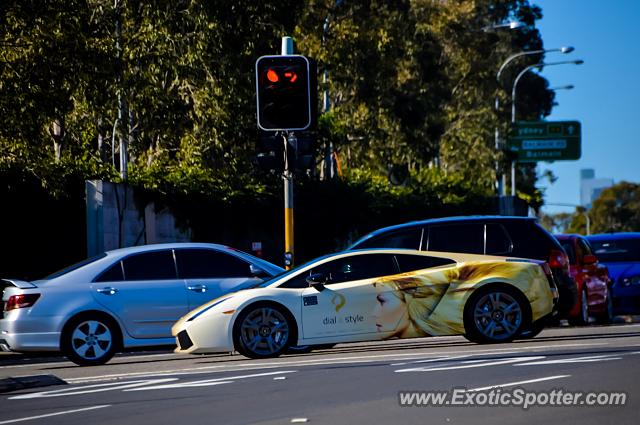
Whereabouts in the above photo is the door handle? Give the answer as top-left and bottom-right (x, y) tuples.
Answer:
(97, 287), (119, 295)
(187, 284), (207, 293)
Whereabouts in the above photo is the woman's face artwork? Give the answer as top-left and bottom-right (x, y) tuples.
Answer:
(372, 283), (409, 334)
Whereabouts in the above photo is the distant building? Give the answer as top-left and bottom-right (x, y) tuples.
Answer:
(580, 168), (613, 209)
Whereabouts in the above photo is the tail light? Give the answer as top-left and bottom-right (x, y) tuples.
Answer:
(548, 249), (570, 272)
(5, 294), (40, 311)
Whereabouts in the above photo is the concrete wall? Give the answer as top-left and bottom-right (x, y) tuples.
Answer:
(86, 180), (191, 256)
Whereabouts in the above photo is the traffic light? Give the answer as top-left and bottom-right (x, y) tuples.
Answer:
(256, 133), (284, 172)
(256, 55), (315, 131)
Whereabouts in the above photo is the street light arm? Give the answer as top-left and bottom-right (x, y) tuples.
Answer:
(511, 59), (584, 122)
(496, 47), (573, 83)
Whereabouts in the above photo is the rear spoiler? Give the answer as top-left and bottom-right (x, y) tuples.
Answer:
(1, 279), (38, 289)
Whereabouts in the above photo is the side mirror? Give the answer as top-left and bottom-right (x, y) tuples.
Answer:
(306, 273), (329, 292)
(249, 264), (269, 278)
(582, 254), (598, 265)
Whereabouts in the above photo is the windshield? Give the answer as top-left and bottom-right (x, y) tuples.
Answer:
(246, 253), (335, 289)
(43, 253), (107, 280)
(590, 238), (640, 263)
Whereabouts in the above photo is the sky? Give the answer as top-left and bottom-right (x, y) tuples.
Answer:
(530, 0), (640, 215)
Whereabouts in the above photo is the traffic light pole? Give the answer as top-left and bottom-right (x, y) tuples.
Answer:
(283, 132), (295, 270)
(281, 37), (295, 270)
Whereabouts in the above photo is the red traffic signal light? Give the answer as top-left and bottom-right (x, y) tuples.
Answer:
(256, 55), (313, 131)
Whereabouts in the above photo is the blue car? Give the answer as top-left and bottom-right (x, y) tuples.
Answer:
(587, 233), (640, 315)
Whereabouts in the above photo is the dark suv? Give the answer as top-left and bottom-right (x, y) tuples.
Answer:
(350, 216), (574, 317)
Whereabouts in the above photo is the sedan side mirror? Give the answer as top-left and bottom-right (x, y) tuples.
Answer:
(582, 254), (598, 265)
(306, 273), (329, 292)
(249, 264), (269, 278)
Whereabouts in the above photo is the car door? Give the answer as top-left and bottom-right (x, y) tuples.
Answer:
(91, 250), (189, 339)
(174, 248), (263, 310)
(299, 253), (399, 341)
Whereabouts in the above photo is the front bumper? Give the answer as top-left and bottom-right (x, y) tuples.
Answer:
(172, 313), (235, 354)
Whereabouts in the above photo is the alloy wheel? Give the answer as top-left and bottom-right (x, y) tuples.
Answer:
(71, 320), (113, 361)
(239, 307), (289, 356)
(473, 291), (523, 340)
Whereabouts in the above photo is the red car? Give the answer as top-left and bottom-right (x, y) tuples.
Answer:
(555, 234), (614, 325)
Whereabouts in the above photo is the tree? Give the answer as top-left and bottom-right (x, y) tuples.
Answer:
(590, 182), (640, 233)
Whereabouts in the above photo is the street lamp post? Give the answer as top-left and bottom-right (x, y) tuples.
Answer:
(545, 203), (590, 235)
(321, 0), (344, 180)
(510, 59), (584, 196)
(494, 46), (574, 195)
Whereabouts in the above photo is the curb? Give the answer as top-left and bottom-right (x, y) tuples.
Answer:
(0, 375), (67, 393)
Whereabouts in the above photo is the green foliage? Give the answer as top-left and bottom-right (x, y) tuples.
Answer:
(1, 0), (554, 227)
(590, 182), (640, 233)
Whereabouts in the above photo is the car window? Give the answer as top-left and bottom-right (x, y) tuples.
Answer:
(280, 254), (398, 288)
(395, 254), (455, 273)
(560, 241), (576, 264)
(94, 261), (125, 282)
(175, 249), (251, 279)
(426, 224), (484, 254)
(502, 222), (555, 261)
(353, 228), (423, 250)
(122, 250), (177, 281)
(589, 238), (640, 263)
(577, 238), (593, 257)
(485, 224), (513, 255)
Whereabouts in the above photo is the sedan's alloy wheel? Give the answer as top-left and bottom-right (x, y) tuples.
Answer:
(71, 320), (113, 360)
(239, 307), (289, 356)
(473, 292), (523, 341)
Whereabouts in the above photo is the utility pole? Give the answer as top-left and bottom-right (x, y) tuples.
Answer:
(115, 0), (128, 181)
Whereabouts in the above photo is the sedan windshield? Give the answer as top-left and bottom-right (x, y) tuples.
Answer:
(590, 238), (640, 263)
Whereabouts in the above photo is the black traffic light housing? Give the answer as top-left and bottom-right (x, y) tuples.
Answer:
(256, 55), (317, 131)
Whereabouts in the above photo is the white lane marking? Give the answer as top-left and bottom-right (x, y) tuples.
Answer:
(124, 370), (298, 392)
(395, 356), (545, 373)
(390, 354), (474, 366)
(467, 375), (571, 392)
(515, 354), (622, 366)
(9, 379), (177, 400)
(64, 342), (609, 383)
(291, 419), (309, 423)
(0, 405), (110, 424)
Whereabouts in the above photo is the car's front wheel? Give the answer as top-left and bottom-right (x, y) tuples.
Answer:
(464, 285), (527, 344)
(61, 315), (119, 366)
(233, 303), (293, 359)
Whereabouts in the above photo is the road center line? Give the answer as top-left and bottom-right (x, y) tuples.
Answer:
(0, 405), (110, 424)
(467, 375), (571, 392)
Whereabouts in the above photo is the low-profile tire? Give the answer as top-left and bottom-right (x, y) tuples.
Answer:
(595, 287), (614, 324)
(568, 288), (589, 326)
(61, 314), (120, 366)
(233, 303), (294, 359)
(517, 316), (548, 339)
(463, 284), (528, 344)
(285, 343), (336, 355)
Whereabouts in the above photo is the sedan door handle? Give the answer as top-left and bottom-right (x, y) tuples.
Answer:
(96, 287), (119, 295)
(187, 284), (207, 293)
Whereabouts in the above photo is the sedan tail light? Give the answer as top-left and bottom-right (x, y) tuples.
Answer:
(548, 249), (570, 272)
(4, 294), (40, 311)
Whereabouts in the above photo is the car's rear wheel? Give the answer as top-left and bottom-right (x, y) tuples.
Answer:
(61, 315), (119, 366)
(568, 288), (589, 326)
(595, 287), (614, 324)
(464, 285), (527, 344)
(233, 304), (292, 359)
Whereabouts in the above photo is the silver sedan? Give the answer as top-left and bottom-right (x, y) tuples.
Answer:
(0, 243), (283, 366)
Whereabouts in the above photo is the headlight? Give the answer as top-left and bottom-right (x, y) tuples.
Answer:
(621, 276), (640, 286)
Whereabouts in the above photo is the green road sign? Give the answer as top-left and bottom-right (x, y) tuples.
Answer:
(508, 121), (581, 162)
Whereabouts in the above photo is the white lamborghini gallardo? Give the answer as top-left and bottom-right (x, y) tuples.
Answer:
(172, 249), (557, 359)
